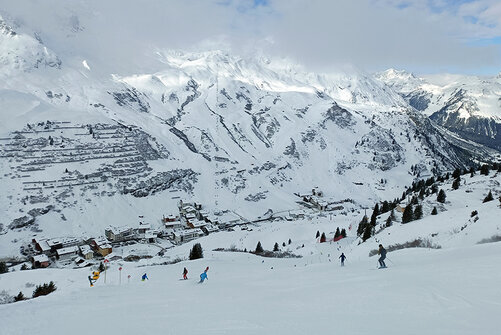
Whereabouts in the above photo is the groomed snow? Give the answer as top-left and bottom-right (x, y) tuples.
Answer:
(1, 242), (501, 335)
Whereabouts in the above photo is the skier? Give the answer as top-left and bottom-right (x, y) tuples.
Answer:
(378, 244), (387, 268)
(339, 253), (347, 266)
(199, 267), (209, 283)
(88, 271), (100, 287)
(141, 273), (149, 281)
(183, 267), (188, 280)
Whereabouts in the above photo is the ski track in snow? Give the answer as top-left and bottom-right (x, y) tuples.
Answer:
(2, 243), (501, 335)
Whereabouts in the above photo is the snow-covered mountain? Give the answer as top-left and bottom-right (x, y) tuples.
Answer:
(0, 3), (499, 259)
(375, 69), (501, 151)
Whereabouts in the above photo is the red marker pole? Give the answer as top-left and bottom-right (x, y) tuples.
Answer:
(103, 259), (109, 284)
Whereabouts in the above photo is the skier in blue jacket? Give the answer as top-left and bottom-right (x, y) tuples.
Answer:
(142, 273), (149, 281)
(199, 267), (209, 283)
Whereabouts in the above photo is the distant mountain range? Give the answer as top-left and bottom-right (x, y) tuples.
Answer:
(0, 3), (500, 257)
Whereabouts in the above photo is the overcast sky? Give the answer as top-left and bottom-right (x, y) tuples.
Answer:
(204, 0), (501, 74)
(1, 0), (500, 75)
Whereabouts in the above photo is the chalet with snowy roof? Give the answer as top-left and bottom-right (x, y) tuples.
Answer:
(32, 238), (52, 255)
(217, 212), (241, 227)
(46, 237), (80, 250)
(91, 237), (112, 257)
(203, 214), (219, 225)
(79, 245), (94, 260)
(396, 204), (406, 213)
(31, 254), (50, 268)
(143, 230), (158, 243)
(197, 210), (210, 221)
(56, 246), (79, 261)
(135, 223), (151, 238)
(164, 220), (183, 230)
(105, 226), (135, 242)
(187, 219), (208, 229)
(162, 215), (178, 223)
(201, 224), (219, 235)
(172, 228), (204, 243)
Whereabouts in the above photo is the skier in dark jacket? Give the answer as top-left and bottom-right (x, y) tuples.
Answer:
(378, 244), (387, 268)
(183, 267), (188, 280)
(339, 253), (346, 266)
(142, 273), (149, 281)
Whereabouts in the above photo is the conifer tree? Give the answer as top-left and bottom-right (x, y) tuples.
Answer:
(431, 207), (438, 215)
(414, 204), (423, 220)
(370, 204), (379, 226)
(362, 224), (372, 242)
(255, 241), (264, 254)
(341, 228), (347, 238)
(189, 243), (204, 260)
(452, 177), (460, 190)
(402, 205), (414, 224)
(381, 201), (390, 213)
(480, 164), (490, 176)
(14, 291), (26, 302)
(0, 261), (8, 274)
(452, 168), (461, 179)
(469, 167), (475, 177)
(288, 238), (292, 245)
(357, 215), (369, 237)
(480, 164), (489, 176)
(437, 189), (446, 203)
(419, 188), (426, 199)
(316, 230), (320, 239)
(320, 232), (326, 243)
(431, 184), (438, 194)
(282, 242), (286, 247)
(334, 227), (341, 239)
(385, 214), (392, 227)
(483, 191), (494, 203)
(274, 242), (280, 252)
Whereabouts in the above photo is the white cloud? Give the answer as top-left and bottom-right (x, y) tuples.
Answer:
(0, 0), (499, 74)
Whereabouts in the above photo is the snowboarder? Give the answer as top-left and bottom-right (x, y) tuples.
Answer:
(339, 253), (346, 266)
(141, 273), (149, 281)
(199, 267), (209, 283)
(88, 271), (100, 287)
(183, 267), (188, 280)
(378, 244), (387, 268)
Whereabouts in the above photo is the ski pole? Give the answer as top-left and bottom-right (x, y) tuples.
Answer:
(386, 257), (394, 265)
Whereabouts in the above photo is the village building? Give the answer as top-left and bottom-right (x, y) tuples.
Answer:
(46, 237), (80, 251)
(91, 237), (112, 257)
(32, 238), (52, 255)
(203, 214), (220, 225)
(31, 254), (50, 268)
(172, 228), (204, 243)
(56, 246), (79, 261)
(201, 224), (219, 235)
(162, 215), (178, 223)
(134, 223), (151, 237)
(79, 245), (94, 260)
(217, 212), (241, 227)
(197, 210), (210, 221)
(164, 220), (183, 230)
(143, 230), (158, 243)
(187, 219), (208, 230)
(105, 226), (135, 242)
